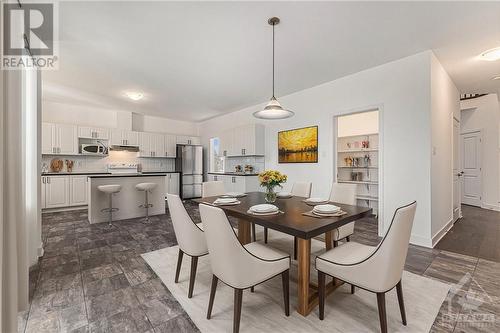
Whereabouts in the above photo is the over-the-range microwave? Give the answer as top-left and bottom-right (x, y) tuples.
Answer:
(80, 143), (107, 155)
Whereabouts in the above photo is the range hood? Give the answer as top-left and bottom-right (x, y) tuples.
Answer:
(109, 145), (139, 152)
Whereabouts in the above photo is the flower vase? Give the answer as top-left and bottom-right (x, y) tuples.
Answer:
(265, 186), (277, 203)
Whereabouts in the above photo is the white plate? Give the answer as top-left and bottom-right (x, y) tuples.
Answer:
(214, 198), (238, 204)
(313, 204), (341, 214)
(277, 192), (292, 198)
(312, 210), (341, 217)
(222, 192), (246, 198)
(306, 197), (329, 204)
(249, 204), (279, 213)
(248, 210), (281, 216)
(214, 200), (241, 206)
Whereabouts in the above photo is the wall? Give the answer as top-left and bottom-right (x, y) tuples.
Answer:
(199, 51), (435, 246)
(42, 101), (198, 135)
(337, 110), (379, 137)
(430, 54), (460, 245)
(460, 93), (500, 211)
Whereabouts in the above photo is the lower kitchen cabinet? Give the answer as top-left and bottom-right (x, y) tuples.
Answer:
(165, 173), (180, 196)
(41, 175), (89, 209)
(70, 176), (88, 206)
(207, 174), (260, 193)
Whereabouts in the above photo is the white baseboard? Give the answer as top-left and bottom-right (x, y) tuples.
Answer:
(42, 205), (87, 213)
(432, 218), (454, 247)
(481, 203), (500, 212)
(410, 234), (433, 248)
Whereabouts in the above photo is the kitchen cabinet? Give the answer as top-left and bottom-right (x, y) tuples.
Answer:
(219, 124), (265, 157)
(176, 135), (200, 145)
(207, 174), (260, 193)
(111, 129), (139, 146)
(42, 176), (70, 208)
(41, 123), (78, 155)
(165, 173), (180, 195)
(78, 126), (109, 140)
(139, 132), (165, 157)
(70, 176), (88, 206)
(164, 134), (177, 158)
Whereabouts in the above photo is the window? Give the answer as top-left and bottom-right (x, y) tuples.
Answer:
(209, 137), (224, 172)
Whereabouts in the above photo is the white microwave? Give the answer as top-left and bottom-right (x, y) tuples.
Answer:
(80, 143), (107, 155)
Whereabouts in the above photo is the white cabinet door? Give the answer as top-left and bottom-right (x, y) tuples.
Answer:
(70, 176), (87, 206)
(168, 173), (180, 195)
(78, 126), (93, 139)
(94, 127), (109, 140)
(110, 129), (123, 145)
(165, 134), (177, 158)
(154, 134), (165, 157)
(56, 124), (77, 155)
(42, 123), (55, 154)
(45, 176), (70, 208)
(223, 175), (234, 192)
(189, 136), (201, 145)
(139, 132), (152, 157)
(219, 130), (233, 157)
(78, 126), (109, 139)
(233, 176), (246, 193)
(41, 177), (47, 208)
(176, 135), (200, 145)
(126, 131), (139, 146)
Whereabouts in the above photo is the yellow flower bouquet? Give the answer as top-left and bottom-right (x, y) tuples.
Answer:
(258, 170), (287, 203)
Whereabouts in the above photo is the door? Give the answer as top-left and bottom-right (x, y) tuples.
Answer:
(45, 176), (70, 208)
(461, 131), (482, 207)
(453, 118), (461, 221)
(42, 122), (54, 154)
(57, 124), (77, 155)
(70, 176), (88, 206)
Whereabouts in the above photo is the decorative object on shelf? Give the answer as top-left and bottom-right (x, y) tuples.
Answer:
(65, 160), (74, 173)
(244, 164), (254, 173)
(362, 140), (370, 148)
(235, 165), (243, 173)
(253, 17), (294, 120)
(278, 126), (318, 163)
(50, 159), (63, 172)
(364, 154), (371, 166)
(258, 170), (287, 203)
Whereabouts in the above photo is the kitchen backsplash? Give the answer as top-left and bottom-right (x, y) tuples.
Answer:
(224, 156), (265, 173)
(42, 151), (175, 173)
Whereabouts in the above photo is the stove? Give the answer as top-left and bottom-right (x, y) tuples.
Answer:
(107, 163), (139, 174)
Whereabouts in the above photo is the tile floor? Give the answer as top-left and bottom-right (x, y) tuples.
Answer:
(18, 203), (500, 333)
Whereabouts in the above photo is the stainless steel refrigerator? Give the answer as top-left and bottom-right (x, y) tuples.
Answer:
(176, 145), (203, 199)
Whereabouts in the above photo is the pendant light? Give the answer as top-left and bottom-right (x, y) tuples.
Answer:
(253, 17), (295, 120)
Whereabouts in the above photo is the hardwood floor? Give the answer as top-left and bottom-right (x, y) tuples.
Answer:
(18, 203), (500, 333)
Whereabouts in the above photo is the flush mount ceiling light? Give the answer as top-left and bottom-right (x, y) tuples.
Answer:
(125, 91), (144, 101)
(479, 47), (500, 61)
(493, 75), (500, 80)
(253, 17), (294, 120)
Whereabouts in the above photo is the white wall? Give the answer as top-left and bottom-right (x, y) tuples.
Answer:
(337, 110), (379, 137)
(460, 94), (500, 211)
(42, 101), (198, 136)
(430, 54), (460, 245)
(199, 51), (435, 246)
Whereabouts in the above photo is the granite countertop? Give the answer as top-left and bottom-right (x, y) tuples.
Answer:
(208, 172), (259, 176)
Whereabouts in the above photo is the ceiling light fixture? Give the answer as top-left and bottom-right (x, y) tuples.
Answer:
(125, 91), (144, 101)
(493, 75), (500, 80)
(479, 47), (500, 61)
(253, 17), (294, 120)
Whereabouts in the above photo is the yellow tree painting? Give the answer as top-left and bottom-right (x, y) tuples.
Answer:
(278, 126), (318, 163)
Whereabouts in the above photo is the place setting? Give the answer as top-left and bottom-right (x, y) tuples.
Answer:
(247, 204), (284, 216)
(303, 197), (330, 205)
(302, 203), (348, 218)
(203, 197), (241, 206)
(219, 191), (247, 198)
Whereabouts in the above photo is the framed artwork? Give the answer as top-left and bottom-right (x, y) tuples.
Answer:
(278, 125), (318, 163)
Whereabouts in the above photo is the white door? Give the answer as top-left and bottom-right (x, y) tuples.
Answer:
(452, 118), (461, 221)
(70, 176), (88, 206)
(461, 131), (482, 207)
(57, 124), (77, 155)
(45, 176), (70, 208)
(42, 122), (54, 154)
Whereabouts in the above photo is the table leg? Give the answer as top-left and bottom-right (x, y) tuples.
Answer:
(297, 238), (311, 316)
(324, 231), (333, 251)
(237, 219), (252, 245)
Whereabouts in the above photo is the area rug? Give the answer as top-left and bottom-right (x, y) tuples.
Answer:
(142, 231), (450, 333)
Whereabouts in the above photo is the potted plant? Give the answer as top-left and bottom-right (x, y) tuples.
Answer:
(258, 170), (287, 203)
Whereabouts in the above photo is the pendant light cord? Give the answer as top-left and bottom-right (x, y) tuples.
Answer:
(272, 22), (275, 99)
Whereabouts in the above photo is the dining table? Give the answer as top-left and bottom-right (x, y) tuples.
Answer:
(193, 191), (373, 316)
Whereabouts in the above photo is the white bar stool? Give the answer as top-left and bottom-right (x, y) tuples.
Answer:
(97, 184), (122, 227)
(136, 182), (157, 223)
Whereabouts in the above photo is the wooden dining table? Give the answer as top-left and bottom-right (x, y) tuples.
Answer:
(193, 191), (372, 316)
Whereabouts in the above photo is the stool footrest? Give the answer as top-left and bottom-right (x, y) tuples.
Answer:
(139, 204), (154, 208)
(101, 207), (119, 213)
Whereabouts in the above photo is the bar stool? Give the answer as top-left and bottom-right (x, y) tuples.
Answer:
(136, 182), (157, 223)
(98, 184), (122, 227)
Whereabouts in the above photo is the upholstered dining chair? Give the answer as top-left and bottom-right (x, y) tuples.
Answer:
(329, 182), (358, 247)
(166, 194), (208, 298)
(264, 181), (312, 248)
(199, 204), (290, 333)
(316, 201), (417, 333)
(202, 181), (225, 198)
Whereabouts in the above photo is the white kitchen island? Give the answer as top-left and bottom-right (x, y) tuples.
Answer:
(88, 173), (166, 224)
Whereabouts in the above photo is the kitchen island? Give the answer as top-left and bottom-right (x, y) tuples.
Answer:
(88, 173), (166, 224)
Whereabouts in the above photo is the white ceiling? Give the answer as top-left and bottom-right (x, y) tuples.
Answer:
(44, 1), (500, 122)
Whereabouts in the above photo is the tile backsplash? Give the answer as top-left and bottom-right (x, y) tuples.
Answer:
(224, 156), (265, 173)
(42, 151), (175, 173)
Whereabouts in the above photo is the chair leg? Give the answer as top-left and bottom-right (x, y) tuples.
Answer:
(376, 293), (388, 333)
(207, 275), (218, 319)
(351, 285), (355, 294)
(318, 270), (325, 320)
(175, 249), (183, 283)
(396, 280), (407, 325)
(233, 289), (243, 333)
(188, 256), (198, 298)
(252, 223), (256, 242)
(281, 270), (290, 316)
(264, 227), (268, 243)
(333, 240), (339, 247)
(346, 235), (351, 242)
(293, 237), (297, 260)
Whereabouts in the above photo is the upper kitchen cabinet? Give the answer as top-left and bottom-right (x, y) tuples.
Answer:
(220, 124), (265, 157)
(110, 129), (139, 146)
(42, 122), (78, 155)
(139, 132), (165, 157)
(78, 126), (110, 140)
(176, 135), (200, 145)
(165, 134), (177, 158)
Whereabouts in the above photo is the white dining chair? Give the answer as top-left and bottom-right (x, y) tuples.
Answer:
(167, 194), (208, 298)
(316, 201), (417, 333)
(202, 181), (225, 198)
(329, 182), (358, 246)
(200, 204), (290, 333)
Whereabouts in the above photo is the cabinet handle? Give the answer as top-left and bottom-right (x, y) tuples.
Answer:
(42, 177), (45, 184)
(47, 177), (50, 184)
